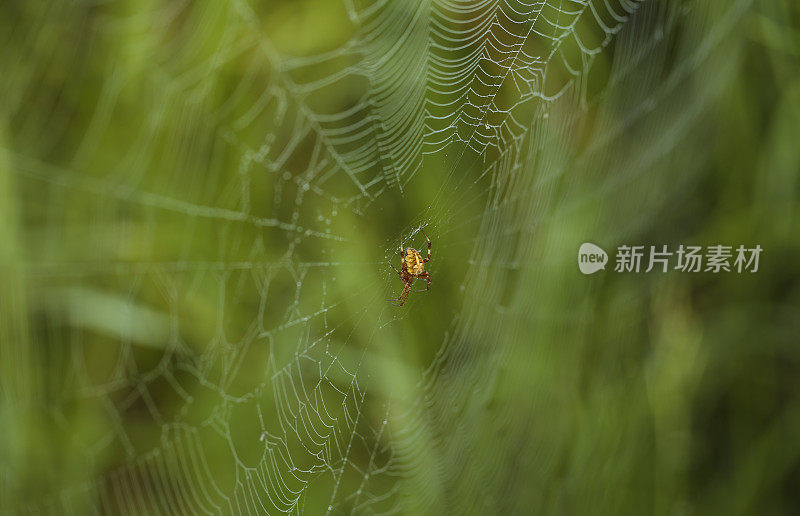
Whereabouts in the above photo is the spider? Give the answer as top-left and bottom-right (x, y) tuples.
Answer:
(388, 229), (432, 306)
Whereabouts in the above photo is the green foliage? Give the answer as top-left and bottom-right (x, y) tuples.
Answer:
(1, 0), (799, 513)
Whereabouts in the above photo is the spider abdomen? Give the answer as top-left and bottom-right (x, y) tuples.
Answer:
(404, 248), (425, 275)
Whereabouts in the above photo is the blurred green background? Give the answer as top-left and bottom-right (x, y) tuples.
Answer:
(1, 0), (800, 514)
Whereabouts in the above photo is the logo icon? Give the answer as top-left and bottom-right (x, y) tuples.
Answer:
(578, 243), (608, 274)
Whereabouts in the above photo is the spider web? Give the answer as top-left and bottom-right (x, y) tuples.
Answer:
(0, 0), (751, 513)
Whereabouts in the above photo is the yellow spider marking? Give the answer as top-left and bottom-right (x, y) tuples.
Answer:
(404, 248), (425, 275)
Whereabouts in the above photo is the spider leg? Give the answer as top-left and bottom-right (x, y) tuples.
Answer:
(388, 262), (402, 277)
(389, 283), (411, 306)
(411, 272), (431, 292)
(421, 229), (431, 262)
